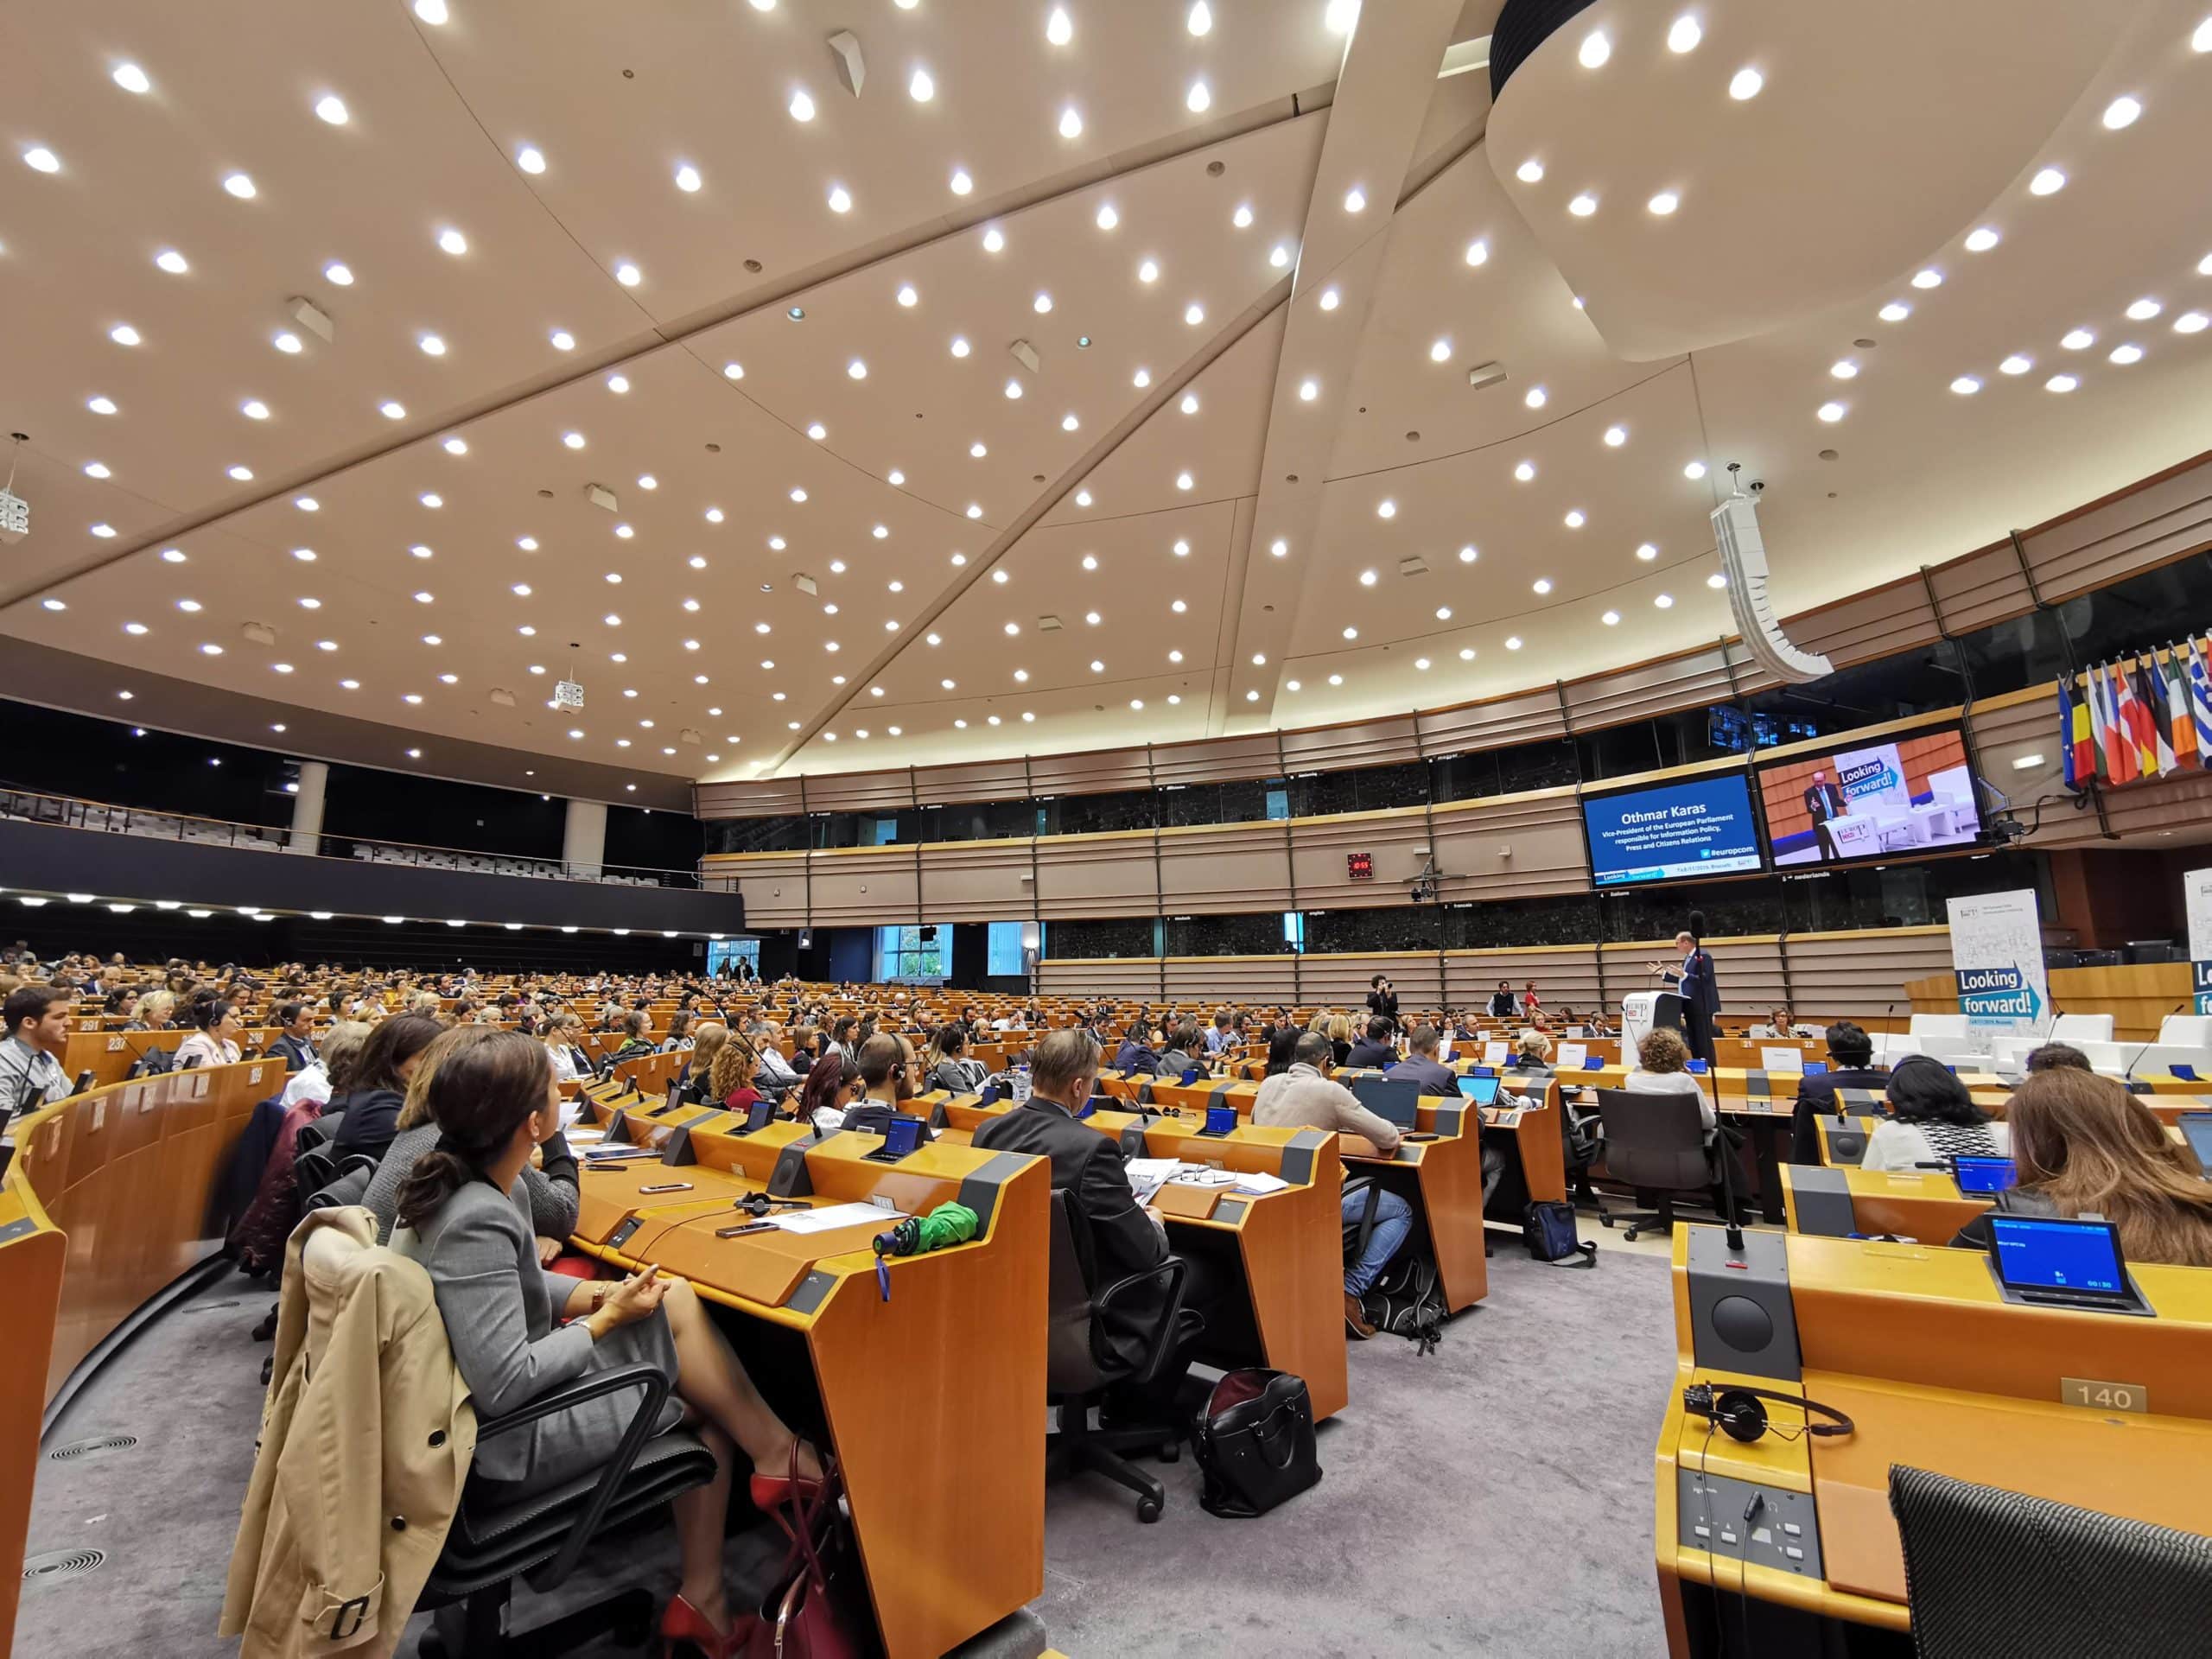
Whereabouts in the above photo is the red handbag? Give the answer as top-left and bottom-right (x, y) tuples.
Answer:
(747, 1451), (871, 1659)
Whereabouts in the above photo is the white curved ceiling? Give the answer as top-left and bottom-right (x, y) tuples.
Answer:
(3, 0), (2209, 794)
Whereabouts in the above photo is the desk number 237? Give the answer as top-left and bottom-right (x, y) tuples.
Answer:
(2061, 1376), (2147, 1414)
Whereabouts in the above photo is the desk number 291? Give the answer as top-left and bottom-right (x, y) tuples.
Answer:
(2061, 1376), (2147, 1414)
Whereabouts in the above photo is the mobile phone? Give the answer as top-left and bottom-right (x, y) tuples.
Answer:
(715, 1220), (779, 1238)
(639, 1182), (693, 1194)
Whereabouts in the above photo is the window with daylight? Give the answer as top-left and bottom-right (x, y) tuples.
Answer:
(705, 938), (760, 977)
(874, 924), (947, 981)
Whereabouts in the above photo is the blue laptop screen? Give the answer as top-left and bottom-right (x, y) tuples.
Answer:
(1988, 1215), (2126, 1296)
(1456, 1074), (1502, 1105)
(1951, 1156), (2017, 1194)
(2179, 1113), (2212, 1172)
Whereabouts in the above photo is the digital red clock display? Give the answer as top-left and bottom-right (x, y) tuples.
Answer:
(1346, 851), (1374, 880)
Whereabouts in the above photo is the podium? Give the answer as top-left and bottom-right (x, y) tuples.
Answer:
(1621, 989), (1686, 1055)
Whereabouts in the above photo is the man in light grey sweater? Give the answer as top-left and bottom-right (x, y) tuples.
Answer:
(1252, 1032), (1411, 1338)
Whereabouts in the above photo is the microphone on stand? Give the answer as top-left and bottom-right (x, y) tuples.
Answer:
(2117, 999), (2192, 1091)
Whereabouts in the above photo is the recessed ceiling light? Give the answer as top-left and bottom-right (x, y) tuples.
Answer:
(614, 260), (642, 285)
(1459, 545), (1478, 563)
(1271, 538), (1287, 557)
(1949, 375), (1981, 395)
(1728, 67), (1764, 99)
(1603, 424), (1628, 448)
(417, 333), (446, 355)
(1668, 13), (1702, 52)
(436, 226), (467, 256)
(1513, 461), (1536, 482)
(1999, 353), (2032, 375)
(906, 66), (935, 101)
(1516, 159), (1544, 183)
(1132, 368), (1152, 389)
(1579, 29), (1611, 67)
(1963, 226), (2000, 252)
(227, 465), (254, 481)
(807, 422), (827, 440)
(1830, 359), (1859, 379)
(2175, 311), (2209, 334)
(2101, 94), (2142, 130)
(1637, 542), (1659, 561)
(1137, 257), (1160, 284)
(1357, 569), (1377, 587)
(2029, 167), (2066, 196)
(1299, 378), (1319, 401)
(1233, 203), (1253, 228)
(154, 248), (189, 275)
(1562, 511), (1585, 529)
(1059, 106), (1084, 139)
(516, 143), (545, 174)
(379, 399), (406, 419)
(1175, 471), (1193, 490)
(84, 461), (112, 479)
(1033, 290), (1053, 314)
(1269, 242), (1292, 268)
(22, 145), (60, 174)
(789, 87), (816, 121)
(1878, 302), (1911, 322)
(826, 183), (852, 213)
(982, 226), (1006, 252)
(1910, 268), (1942, 289)
(2060, 327), (2094, 350)
(1567, 193), (1599, 217)
(1524, 385), (1548, 408)
(1601, 609), (1622, 626)
(2126, 297), (2163, 321)
(1343, 186), (1366, 213)
(2107, 343), (2144, 365)
(1653, 594), (1674, 609)
(1063, 412), (1080, 430)
(1320, 285), (1342, 308)
(1376, 499), (1395, 518)
(1816, 401), (1847, 422)
(1188, 2), (1213, 35)
(1647, 191), (1679, 216)
(1682, 461), (1707, 480)
(223, 171), (257, 198)
(1004, 378), (1023, 398)
(1429, 337), (1452, 362)
(1180, 392), (1200, 414)
(1187, 79), (1211, 113)
(948, 167), (973, 195)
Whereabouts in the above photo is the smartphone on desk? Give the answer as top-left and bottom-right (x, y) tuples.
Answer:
(862, 1115), (928, 1163)
(1196, 1103), (1237, 1137)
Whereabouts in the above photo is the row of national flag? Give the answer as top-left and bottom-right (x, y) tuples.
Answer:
(2056, 638), (2212, 788)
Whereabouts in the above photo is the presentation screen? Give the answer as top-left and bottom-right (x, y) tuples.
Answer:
(1756, 726), (1982, 868)
(1581, 772), (1764, 887)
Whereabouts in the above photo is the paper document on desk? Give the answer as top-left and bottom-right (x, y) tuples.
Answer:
(1555, 1042), (1587, 1069)
(1233, 1171), (1290, 1195)
(1172, 1167), (1239, 1188)
(1483, 1041), (1509, 1067)
(772, 1201), (907, 1234)
(1761, 1046), (1805, 1073)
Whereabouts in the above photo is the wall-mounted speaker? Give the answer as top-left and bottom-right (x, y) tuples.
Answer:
(1712, 487), (1833, 683)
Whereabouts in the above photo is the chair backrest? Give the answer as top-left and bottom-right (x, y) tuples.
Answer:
(1909, 1014), (1967, 1040)
(1044, 1190), (1103, 1396)
(2158, 1014), (2212, 1048)
(1888, 1464), (2212, 1658)
(1593, 1087), (1711, 1192)
(2050, 1013), (2114, 1044)
(1875, 1033), (1925, 1065)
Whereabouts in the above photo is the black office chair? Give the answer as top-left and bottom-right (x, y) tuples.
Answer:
(1888, 1463), (2212, 1658)
(415, 1366), (718, 1656)
(1591, 1087), (1726, 1241)
(1044, 1189), (1198, 1524)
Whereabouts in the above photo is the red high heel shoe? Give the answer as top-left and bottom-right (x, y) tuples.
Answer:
(659, 1592), (743, 1659)
(748, 1443), (831, 1525)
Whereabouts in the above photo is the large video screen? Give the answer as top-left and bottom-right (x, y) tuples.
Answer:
(1581, 772), (1764, 887)
(1755, 726), (1982, 868)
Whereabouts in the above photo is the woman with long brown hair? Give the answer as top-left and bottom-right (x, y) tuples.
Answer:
(1955, 1069), (2212, 1268)
(391, 1032), (821, 1656)
(703, 1029), (764, 1115)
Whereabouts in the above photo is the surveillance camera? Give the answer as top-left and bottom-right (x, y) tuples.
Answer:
(1746, 479), (1766, 496)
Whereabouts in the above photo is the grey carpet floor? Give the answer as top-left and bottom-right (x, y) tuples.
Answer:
(19, 1238), (1675, 1657)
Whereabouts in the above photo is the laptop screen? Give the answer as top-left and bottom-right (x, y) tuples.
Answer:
(1456, 1074), (1502, 1106)
(2179, 1112), (2212, 1173)
(1987, 1215), (2128, 1297)
(1350, 1077), (1423, 1129)
(1951, 1155), (2018, 1195)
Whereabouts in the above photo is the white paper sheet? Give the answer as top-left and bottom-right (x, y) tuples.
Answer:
(1760, 1046), (1806, 1073)
(1233, 1171), (1290, 1195)
(1556, 1042), (1587, 1069)
(771, 1201), (909, 1234)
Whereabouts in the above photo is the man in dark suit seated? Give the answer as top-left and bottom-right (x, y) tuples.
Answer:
(1789, 1019), (1890, 1164)
(268, 1001), (318, 1072)
(1344, 1016), (1398, 1071)
(975, 1028), (1179, 1376)
(1803, 769), (1848, 861)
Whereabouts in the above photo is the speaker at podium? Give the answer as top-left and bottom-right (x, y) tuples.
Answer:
(1621, 989), (1686, 1055)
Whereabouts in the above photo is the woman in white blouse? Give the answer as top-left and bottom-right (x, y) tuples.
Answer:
(175, 996), (244, 1070)
(1860, 1056), (2008, 1172)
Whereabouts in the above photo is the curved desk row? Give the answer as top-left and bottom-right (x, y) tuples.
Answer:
(0, 1057), (283, 1653)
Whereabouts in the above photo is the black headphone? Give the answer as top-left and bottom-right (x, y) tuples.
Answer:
(1681, 1382), (1855, 1443)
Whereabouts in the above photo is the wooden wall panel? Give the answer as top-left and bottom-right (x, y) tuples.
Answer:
(1289, 810), (1434, 910)
(1567, 643), (1742, 735)
(703, 851), (809, 928)
(1277, 715), (1422, 775)
(914, 759), (1031, 808)
(801, 768), (913, 814)
(1443, 945), (1606, 1017)
(1027, 747), (1154, 799)
(1790, 577), (1943, 669)
(1037, 958), (1160, 1000)
(1151, 731), (1282, 789)
(1417, 683), (1567, 756)
(696, 775), (807, 817)
(1163, 957), (1300, 1005)
(803, 847), (918, 929)
(1034, 831), (1158, 922)
(1929, 542), (2036, 638)
(918, 838), (1035, 925)
(1785, 926), (1957, 1020)
(2023, 453), (2212, 602)
(1425, 791), (1590, 900)
(1299, 951), (1443, 1010)
(1156, 821), (1294, 913)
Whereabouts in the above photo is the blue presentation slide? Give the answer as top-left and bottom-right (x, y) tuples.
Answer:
(1583, 775), (1763, 887)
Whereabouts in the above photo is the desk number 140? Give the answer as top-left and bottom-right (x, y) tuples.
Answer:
(2061, 1376), (2147, 1414)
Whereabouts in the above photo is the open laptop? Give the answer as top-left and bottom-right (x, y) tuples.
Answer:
(1455, 1074), (1502, 1106)
(1949, 1154), (2018, 1195)
(2178, 1111), (2212, 1174)
(1349, 1076), (1423, 1130)
(1986, 1214), (2146, 1314)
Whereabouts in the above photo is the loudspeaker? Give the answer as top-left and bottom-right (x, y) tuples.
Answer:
(1712, 489), (1832, 683)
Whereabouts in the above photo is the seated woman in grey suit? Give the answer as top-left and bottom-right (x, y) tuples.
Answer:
(391, 1031), (823, 1658)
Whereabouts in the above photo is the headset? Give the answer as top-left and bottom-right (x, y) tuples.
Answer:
(1681, 1382), (1855, 1444)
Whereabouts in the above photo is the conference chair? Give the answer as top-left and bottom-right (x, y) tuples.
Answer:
(1043, 1189), (1198, 1524)
(1590, 1088), (1726, 1243)
(288, 1226), (719, 1659)
(1888, 1464), (2212, 1659)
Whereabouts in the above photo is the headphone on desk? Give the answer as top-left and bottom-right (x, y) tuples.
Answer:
(1681, 1382), (1855, 1444)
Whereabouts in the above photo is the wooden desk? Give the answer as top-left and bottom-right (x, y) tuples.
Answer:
(1656, 1227), (2212, 1654)
(1472, 1084), (1570, 1209)
(1344, 1098), (1491, 1314)
(1780, 1164), (1989, 1245)
(573, 1114), (1048, 1659)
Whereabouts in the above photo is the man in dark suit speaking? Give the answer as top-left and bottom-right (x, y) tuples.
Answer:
(1803, 769), (1848, 860)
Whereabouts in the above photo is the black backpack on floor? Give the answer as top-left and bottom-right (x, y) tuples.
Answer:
(1359, 1255), (1447, 1355)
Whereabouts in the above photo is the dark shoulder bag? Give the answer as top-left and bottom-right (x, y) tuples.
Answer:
(1192, 1369), (1323, 1518)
